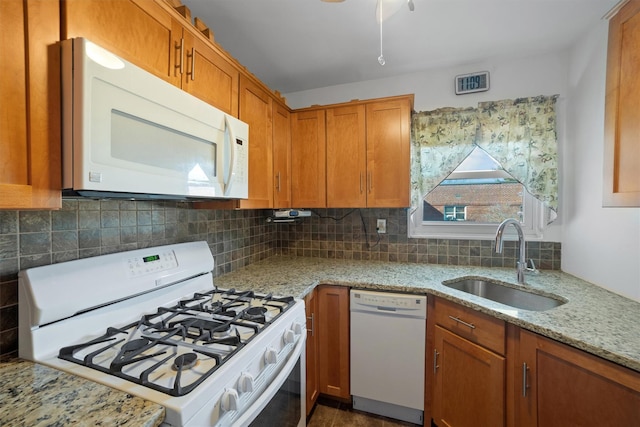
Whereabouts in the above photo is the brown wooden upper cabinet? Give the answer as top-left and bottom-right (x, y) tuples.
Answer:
(291, 109), (327, 208)
(273, 102), (292, 208)
(292, 95), (413, 209)
(326, 105), (367, 207)
(0, 0), (61, 209)
(364, 97), (412, 207)
(604, 0), (640, 207)
(237, 75), (274, 209)
(62, 0), (239, 116)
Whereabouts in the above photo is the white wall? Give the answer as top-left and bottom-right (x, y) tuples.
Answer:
(285, 50), (569, 242)
(563, 20), (640, 302)
(284, 37), (640, 302)
(284, 52), (569, 112)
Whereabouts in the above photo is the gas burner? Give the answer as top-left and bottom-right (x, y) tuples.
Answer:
(173, 353), (198, 371)
(122, 338), (150, 353)
(168, 318), (237, 343)
(243, 306), (267, 322)
(211, 323), (233, 340)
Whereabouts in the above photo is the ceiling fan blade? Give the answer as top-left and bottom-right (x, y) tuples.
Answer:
(376, 0), (404, 23)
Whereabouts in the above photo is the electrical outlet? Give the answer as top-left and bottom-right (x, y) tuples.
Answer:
(376, 219), (387, 234)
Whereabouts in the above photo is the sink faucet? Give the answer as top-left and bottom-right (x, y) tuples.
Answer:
(495, 219), (527, 284)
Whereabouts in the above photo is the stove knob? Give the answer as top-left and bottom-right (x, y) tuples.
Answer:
(292, 322), (304, 335)
(264, 347), (278, 365)
(220, 388), (239, 412)
(238, 372), (254, 394)
(283, 329), (296, 345)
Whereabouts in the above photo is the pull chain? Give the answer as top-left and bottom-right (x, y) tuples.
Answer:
(378, 0), (385, 65)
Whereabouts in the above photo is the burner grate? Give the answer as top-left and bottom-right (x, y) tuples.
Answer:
(57, 287), (295, 396)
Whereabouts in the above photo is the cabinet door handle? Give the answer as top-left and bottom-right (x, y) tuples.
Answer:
(367, 171), (372, 193)
(175, 38), (184, 75)
(522, 362), (529, 397)
(448, 315), (476, 329)
(276, 172), (281, 192)
(360, 172), (364, 194)
(187, 47), (196, 81)
(306, 313), (314, 336)
(433, 349), (439, 374)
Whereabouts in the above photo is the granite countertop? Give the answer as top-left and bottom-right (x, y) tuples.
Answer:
(215, 255), (640, 373)
(3, 256), (636, 426)
(0, 359), (165, 427)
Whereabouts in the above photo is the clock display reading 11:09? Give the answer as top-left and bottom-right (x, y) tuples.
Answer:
(455, 71), (490, 95)
(143, 254), (160, 263)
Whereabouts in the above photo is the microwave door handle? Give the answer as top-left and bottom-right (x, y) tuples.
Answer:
(223, 116), (236, 196)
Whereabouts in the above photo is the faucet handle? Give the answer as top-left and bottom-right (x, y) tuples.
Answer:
(526, 259), (539, 274)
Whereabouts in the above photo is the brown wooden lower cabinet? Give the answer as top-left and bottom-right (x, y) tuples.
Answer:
(304, 289), (319, 416)
(317, 285), (350, 400)
(432, 325), (506, 427)
(515, 329), (640, 427)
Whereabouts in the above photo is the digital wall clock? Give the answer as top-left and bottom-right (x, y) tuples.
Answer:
(455, 71), (490, 95)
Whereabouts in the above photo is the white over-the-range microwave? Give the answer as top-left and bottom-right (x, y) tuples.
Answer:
(61, 37), (249, 200)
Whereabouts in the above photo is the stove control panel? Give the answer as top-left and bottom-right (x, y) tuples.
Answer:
(126, 250), (178, 277)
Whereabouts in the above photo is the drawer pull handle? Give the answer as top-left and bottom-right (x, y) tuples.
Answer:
(306, 313), (315, 336)
(448, 315), (476, 329)
(522, 362), (530, 397)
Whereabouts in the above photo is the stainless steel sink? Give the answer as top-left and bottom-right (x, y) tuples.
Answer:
(443, 278), (566, 311)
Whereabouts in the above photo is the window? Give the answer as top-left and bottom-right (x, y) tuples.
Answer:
(409, 147), (548, 239)
(442, 206), (467, 221)
(409, 96), (558, 240)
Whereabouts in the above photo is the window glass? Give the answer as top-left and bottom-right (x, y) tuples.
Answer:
(423, 147), (523, 223)
(409, 147), (545, 239)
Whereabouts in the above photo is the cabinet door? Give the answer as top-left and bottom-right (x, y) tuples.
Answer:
(604, 0), (640, 206)
(304, 290), (319, 415)
(365, 98), (411, 207)
(273, 102), (292, 209)
(0, 0), (60, 209)
(62, 0), (182, 87)
(181, 30), (239, 116)
(433, 325), (505, 427)
(237, 75), (273, 209)
(317, 285), (350, 399)
(326, 105), (366, 208)
(516, 330), (640, 427)
(291, 110), (326, 208)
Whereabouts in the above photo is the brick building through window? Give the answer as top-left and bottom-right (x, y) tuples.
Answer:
(424, 181), (523, 222)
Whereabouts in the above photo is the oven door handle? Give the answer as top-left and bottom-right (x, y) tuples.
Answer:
(228, 335), (306, 427)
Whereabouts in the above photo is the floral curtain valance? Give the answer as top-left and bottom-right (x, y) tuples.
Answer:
(410, 95), (559, 222)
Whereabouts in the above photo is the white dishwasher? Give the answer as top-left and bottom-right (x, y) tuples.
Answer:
(350, 289), (427, 425)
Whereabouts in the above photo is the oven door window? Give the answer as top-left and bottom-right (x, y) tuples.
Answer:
(249, 359), (302, 427)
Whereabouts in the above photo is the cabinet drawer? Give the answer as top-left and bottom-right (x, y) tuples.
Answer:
(434, 297), (505, 355)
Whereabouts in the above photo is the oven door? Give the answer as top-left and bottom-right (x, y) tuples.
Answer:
(234, 337), (306, 427)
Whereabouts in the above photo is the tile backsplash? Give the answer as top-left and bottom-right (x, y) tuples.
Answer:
(276, 208), (561, 269)
(0, 199), (276, 358)
(0, 204), (560, 358)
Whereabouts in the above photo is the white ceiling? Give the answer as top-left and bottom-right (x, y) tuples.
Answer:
(181, 0), (619, 94)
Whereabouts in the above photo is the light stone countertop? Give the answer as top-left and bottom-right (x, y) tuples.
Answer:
(215, 255), (640, 373)
(3, 256), (637, 426)
(0, 359), (165, 427)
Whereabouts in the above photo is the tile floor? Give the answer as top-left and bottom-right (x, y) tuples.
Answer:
(307, 397), (423, 427)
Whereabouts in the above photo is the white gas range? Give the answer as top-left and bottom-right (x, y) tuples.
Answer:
(18, 241), (306, 426)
